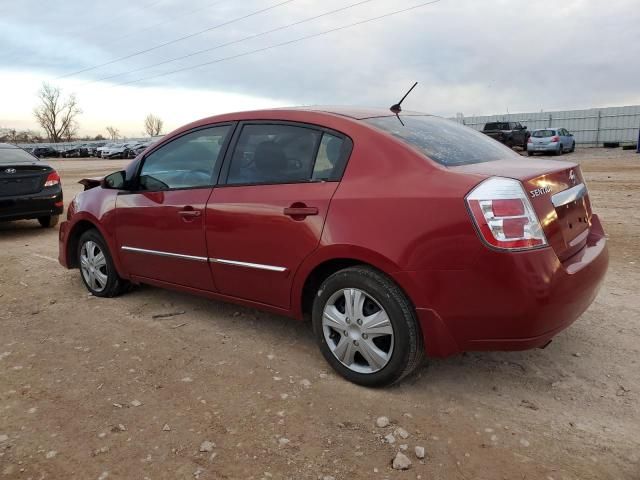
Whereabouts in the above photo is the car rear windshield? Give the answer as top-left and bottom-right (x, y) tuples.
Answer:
(364, 116), (519, 166)
(532, 130), (556, 137)
(0, 147), (38, 163)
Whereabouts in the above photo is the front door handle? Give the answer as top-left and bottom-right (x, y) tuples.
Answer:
(284, 203), (318, 220)
(179, 206), (202, 220)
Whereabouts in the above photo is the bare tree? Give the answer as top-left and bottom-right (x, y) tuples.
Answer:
(106, 126), (120, 141)
(144, 114), (164, 137)
(33, 83), (81, 143)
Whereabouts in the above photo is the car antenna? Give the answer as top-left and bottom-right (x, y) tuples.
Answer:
(390, 82), (418, 126)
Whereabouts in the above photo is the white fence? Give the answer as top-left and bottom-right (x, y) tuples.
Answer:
(455, 105), (640, 147)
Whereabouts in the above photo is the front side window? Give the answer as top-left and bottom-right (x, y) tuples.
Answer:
(226, 124), (345, 185)
(365, 115), (519, 166)
(138, 125), (230, 191)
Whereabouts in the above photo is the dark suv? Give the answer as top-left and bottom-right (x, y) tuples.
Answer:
(482, 122), (529, 151)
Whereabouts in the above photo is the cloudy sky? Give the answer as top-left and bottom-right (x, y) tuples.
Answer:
(1, 0), (638, 137)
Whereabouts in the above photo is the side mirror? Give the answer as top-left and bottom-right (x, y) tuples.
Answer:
(102, 170), (127, 190)
(522, 125), (527, 130)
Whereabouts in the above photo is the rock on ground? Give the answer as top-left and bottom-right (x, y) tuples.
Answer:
(376, 416), (390, 428)
(392, 452), (412, 470)
(199, 441), (215, 452)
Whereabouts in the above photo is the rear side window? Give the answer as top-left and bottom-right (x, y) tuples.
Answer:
(226, 124), (348, 185)
(365, 116), (519, 166)
(139, 125), (230, 191)
(532, 130), (555, 137)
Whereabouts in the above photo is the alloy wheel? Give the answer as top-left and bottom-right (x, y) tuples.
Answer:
(322, 288), (394, 374)
(80, 240), (108, 292)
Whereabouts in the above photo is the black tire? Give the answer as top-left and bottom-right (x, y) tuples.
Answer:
(555, 144), (563, 156)
(38, 215), (59, 228)
(312, 266), (424, 387)
(77, 229), (129, 298)
(570, 142), (576, 152)
(527, 151), (534, 157)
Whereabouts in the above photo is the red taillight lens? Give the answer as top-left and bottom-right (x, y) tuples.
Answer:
(44, 171), (61, 187)
(492, 199), (525, 217)
(551, 135), (560, 142)
(466, 177), (548, 251)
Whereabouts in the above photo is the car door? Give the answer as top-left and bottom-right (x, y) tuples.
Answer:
(205, 122), (352, 308)
(116, 124), (233, 291)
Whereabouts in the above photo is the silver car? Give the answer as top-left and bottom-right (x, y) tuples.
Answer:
(527, 128), (575, 156)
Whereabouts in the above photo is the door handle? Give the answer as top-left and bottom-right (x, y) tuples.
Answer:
(284, 203), (318, 220)
(179, 207), (201, 219)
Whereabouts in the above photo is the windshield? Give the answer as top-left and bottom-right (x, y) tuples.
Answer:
(0, 147), (38, 163)
(364, 116), (519, 166)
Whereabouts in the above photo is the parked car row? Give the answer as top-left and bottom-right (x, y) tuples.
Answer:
(481, 122), (577, 155)
(21, 141), (157, 159)
(96, 141), (154, 159)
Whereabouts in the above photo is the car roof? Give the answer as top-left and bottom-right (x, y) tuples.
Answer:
(0, 143), (20, 149)
(285, 106), (422, 120)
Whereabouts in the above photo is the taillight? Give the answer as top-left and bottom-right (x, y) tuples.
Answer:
(44, 171), (61, 187)
(551, 135), (560, 142)
(466, 177), (548, 251)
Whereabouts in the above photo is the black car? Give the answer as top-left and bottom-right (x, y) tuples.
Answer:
(60, 144), (89, 158)
(0, 143), (63, 227)
(482, 122), (530, 150)
(32, 146), (59, 158)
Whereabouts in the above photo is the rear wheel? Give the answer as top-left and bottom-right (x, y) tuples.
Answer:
(312, 266), (424, 387)
(38, 215), (59, 228)
(570, 141), (576, 152)
(527, 151), (534, 156)
(77, 229), (129, 297)
(555, 144), (563, 156)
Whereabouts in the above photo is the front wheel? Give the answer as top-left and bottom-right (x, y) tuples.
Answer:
(570, 142), (576, 152)
(77, 229), (129, 297)
(312, 266), (424, 387)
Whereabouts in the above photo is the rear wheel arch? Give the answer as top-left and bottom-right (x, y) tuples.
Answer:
(297, 254), (416, 320)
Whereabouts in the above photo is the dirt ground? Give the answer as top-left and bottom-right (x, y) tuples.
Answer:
(0, 149), (638, 480)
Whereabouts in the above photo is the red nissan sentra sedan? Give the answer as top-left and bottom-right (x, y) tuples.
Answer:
(58, 107), (608, 386)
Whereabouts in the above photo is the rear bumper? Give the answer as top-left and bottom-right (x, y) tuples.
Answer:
(398, 215), (608, 357)
(0, 187), (63, 222)
(528, 142), (560, 152)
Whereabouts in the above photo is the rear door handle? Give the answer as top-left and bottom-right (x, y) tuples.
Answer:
(284, 204), (318, 219)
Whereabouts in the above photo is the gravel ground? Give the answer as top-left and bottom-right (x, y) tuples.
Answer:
(0, 149), (638, 479)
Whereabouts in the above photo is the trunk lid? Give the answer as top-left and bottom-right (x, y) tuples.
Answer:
(0, 164), (52, 197)
(453, 158), (592, 261)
